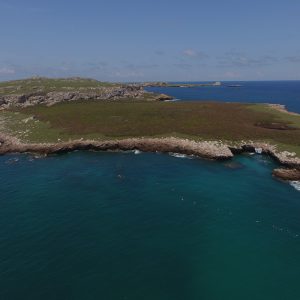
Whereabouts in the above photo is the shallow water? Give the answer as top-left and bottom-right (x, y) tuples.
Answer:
(0, 151), (299, 299)
(146, 81), (300, 113)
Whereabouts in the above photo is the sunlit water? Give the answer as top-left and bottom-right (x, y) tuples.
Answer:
(0, 151), (299, 300)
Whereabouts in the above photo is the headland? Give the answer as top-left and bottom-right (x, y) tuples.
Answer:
(0, 77), (300, 181)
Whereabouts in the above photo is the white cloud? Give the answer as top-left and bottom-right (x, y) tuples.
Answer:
(183, 49), (197, 57)
(182, 49), (208, 59)
(0, 67), (15, 75)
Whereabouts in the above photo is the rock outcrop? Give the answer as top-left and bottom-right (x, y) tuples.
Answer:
(229, 142), (300, 181)
(272, 168), (300, 181)
(0, 135), (233, 160)
(229, 142), (300, 169)
(0, 86), (155, 108)
(155, 94), (174, 101)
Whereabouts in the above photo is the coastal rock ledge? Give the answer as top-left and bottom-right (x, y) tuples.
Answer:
(272, 168), (300, 181)
(0, 136), (233, 159)
(1, 134), (300, 181)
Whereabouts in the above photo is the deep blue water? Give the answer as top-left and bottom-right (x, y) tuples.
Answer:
(0, 151), (299, 300)
(146, 81), (300, 113)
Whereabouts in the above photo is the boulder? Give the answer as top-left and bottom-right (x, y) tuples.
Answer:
(156, 94), (173, 101)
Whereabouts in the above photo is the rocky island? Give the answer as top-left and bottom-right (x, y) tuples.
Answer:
(0, 77), (175, 108)
(0, 77), (300, 182)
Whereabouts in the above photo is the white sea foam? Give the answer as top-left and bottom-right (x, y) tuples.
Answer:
(255, 147), (263, 154)
(170, 153), (187, 158)
(164, 98), (180, 102)
(134, 150), (141, 155)
(290, 181), (300, 191)
(169, 153), (194, 159)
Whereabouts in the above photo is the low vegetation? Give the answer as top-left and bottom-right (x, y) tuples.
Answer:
(0, 77), (117, 95)
(1, 100), (299, 155)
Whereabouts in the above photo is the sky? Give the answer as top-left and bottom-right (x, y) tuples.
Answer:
(0, 0), (300, 82)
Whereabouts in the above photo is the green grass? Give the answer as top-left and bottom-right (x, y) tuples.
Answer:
(1, 100), (299, 156)
(0, 111), (73, 142)
(248, 104), (300, 128)
(0, 77), (117, 95)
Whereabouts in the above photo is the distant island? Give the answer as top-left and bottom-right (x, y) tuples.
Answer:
(0, 77), (299, 181)
(141, 81), (222, 88)
(141, 81), (243, 88)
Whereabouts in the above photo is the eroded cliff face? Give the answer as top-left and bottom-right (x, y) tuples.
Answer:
(0, 86), (149, 108)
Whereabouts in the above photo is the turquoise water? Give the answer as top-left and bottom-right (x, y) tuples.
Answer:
(0, 151), (299, 299)
(146, 81), (300, 113)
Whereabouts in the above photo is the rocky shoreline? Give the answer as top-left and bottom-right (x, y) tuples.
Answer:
(0, 135), (233, 159)
(0, 134), (299, 181)
(267, 104), (300, 116)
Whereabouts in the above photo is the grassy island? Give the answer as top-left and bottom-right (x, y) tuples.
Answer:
(0, 78), (300, 180)
(0, 100), (299, 154)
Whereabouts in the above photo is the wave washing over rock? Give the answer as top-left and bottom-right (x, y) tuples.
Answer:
(169, 153), (193, 159)
(290, 181), (300, 191)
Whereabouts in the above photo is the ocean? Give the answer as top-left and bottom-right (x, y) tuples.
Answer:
(145, 81), (300, 113)
(0, 151), (299, 300)
(1, 81), (300, 299)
